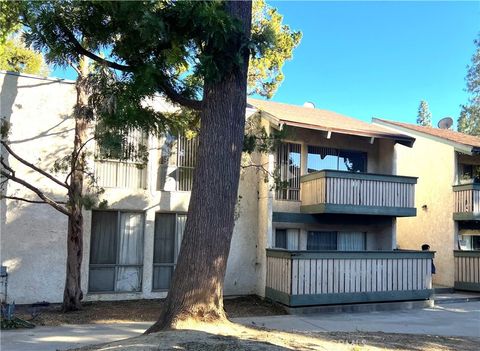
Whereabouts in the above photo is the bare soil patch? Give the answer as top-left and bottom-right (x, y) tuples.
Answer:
(70, 321), (479, 351)
(15, 295), (286, 326)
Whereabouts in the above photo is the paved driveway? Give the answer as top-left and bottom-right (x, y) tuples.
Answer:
(1, 302), (479, 351)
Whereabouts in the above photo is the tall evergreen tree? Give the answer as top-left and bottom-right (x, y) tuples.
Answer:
(458, 34), (480, 136)
(416, 100), (432, 127)
(4, 1), (300, 323)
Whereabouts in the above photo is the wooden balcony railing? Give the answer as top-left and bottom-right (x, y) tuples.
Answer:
(453, 184), (480, 220)
(266, 249), (433, 307)
(454, 250), (480, 292)
(300, 170), (417, 216)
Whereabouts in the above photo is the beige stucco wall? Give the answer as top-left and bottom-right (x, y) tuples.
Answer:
(393, 132), (456, 287)
(0, 72), (260, 304)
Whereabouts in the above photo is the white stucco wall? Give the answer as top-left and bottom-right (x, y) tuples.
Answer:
(0, 72), (260, 304)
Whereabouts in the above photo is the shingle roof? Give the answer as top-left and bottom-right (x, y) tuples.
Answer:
(373, 118), (480, 152)
(247, 98), (415, 146)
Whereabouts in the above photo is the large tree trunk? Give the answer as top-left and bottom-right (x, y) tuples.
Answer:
(62, 60), (89, 312)
(146, 2), (252, 332)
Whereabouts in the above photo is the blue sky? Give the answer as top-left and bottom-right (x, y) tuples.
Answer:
(268, 1), (479, 125)
(52, 1), (479, 126)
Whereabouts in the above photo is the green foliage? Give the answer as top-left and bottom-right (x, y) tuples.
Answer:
(0, 0), (21, 42)
(243, 113), (286, 154)
(0, 36), (49, 76)
(416, 100), (432, 127)
(459, 34), (480, 136)
(8, 1), (299, 135)
(249, 0), (302, 98)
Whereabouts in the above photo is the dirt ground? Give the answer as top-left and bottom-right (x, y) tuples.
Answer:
(15, 295), (286, 326)
(71, 321), (479, 351)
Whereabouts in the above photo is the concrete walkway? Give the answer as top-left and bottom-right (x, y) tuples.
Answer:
(1, 302), (479, 351)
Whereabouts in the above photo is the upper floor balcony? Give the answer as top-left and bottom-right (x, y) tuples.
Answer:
(300, 170), (417, 217)
(453, 183), (480, 221)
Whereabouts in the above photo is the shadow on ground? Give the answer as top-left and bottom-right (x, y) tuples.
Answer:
(69, 327), (479, 351)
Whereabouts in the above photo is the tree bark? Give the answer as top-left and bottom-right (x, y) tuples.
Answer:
(62, 59), (89, 312)
(146, 1), (252, 332)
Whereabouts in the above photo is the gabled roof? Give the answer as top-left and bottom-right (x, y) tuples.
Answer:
(247, 98), (415, 147)
(373, 118), (480, 155)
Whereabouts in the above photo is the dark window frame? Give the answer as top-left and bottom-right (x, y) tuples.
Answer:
(275, 142), (302, 201)
(307, 146), (367, 173)
(152, 211), (188, 291)
(88, 210), (145, 293)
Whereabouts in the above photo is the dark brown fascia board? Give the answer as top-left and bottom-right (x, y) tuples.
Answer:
(373, 118), (475, 155)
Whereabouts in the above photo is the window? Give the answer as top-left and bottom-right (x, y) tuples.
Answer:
(94, 128), (148, 189)
(458, 163), (480, 184)
(153, 213), (187, 290)
(158, 135), (198, 191)
(276, 142), (301, 200)
(307, 146), (367, 173)
(307, 231), (337, 250)
(307, 231), (366, 251)
(274, 229), (299, 250)
(89, 211), (144, 292)
(461, 235), (480, 250)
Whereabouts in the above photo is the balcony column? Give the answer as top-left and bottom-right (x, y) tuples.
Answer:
(301, 143), (308, 176)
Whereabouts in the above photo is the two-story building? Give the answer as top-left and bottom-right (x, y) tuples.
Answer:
(1, 71), (434, 309)
(374, 119), (480, 293)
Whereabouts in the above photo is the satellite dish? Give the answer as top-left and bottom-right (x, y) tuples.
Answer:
(437, 117), (453, 129)
(303, 101), (315, 109)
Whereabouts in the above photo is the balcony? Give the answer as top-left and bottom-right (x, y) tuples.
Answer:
(266, 249), (433, 307)
(454, 250), (480, 292)
(453, 184), (480, 221)
(300, 170), (417, 217)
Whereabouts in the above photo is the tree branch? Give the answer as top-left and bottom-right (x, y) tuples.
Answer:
(2, 195), (67, 205)
(57, 22), (133, 72)
(0, 167), (69, 216)
(57, 22), (203, 110)
(65, 136), (95, 184)
(1, 141), (69, 190)
(157, 81), (203, 111)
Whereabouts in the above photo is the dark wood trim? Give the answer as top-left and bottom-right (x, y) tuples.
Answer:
(266, 249), (435, 260)
(265, 287), (432, 307)
(453, 250), (480, 258)
(452, 183), (480, 191)
(454, 282), (480, 292)
(272, 212), (393, 225)
(300, 170), (418, 184)
(300, 204), (416, 217)
(453, 212), (480, 221)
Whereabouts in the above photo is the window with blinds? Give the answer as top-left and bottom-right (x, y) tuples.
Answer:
(89, 211), (145, 293)
(275, 142), (301, 200)
(307, 146), (367, 173)
(274, 229), (299, 250)
(307, 231), (366, 251)
(152, 212), (187, 290)
(158, 135), (198, 192)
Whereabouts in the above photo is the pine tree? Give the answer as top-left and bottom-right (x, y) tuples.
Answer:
(458, 35), (480, 136)
(417, 100), (432, 126)
(4, 0), (300, 322)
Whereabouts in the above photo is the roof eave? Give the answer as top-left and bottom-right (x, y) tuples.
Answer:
(276, 119), (415, 147)
(373, 118), (476, 155)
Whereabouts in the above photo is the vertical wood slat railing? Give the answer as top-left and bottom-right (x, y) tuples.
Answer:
(454, 251), (480, 292)
(300, 170), (417, 209)
(453, 184), (480, 213)
(94, 160), (147, 189)
(266, 249), (433, 306)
